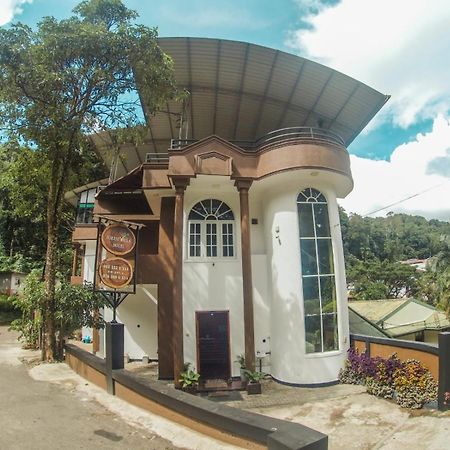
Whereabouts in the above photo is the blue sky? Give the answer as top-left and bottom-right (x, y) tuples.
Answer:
(2, 0), (450, 219)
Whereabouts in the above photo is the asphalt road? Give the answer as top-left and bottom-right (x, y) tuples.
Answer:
(0, 326), (181, 450)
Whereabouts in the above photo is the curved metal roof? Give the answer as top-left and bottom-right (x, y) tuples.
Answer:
(93, 37), (389, 177)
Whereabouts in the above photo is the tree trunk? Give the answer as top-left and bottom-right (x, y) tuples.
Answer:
(43, 176), (60, 361)
(41, 128), (79, 361)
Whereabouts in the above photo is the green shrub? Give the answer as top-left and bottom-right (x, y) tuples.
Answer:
(0, 294), (18, 312)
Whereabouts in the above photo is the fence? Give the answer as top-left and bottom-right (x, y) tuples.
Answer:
(351, 332), (450, 410)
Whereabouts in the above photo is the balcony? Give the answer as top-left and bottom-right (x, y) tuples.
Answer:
(145, 127), (346, 164)
(169, 127), (345, 151)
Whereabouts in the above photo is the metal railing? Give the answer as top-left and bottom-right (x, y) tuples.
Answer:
(169, 127), (345, 151)
(144, 153), (169, 164)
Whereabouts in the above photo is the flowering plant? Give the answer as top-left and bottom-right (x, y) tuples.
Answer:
(340, 348), (437, 409)
(444, 391), (450, 405)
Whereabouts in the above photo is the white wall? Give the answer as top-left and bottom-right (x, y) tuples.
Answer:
(82, 241), (97, 341)
(83, 241), (97, 284)
(99, 285), (158, 360)
(87, 236), (158, 360)
(263, 181), (349, 384)
(183, 189), (244, 377)
(117, 285), (158, 360)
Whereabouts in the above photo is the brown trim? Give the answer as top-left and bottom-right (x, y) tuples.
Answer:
(167, 136), (352, 192)
(65, 344), (328, 449)
(71, 244), (79, 276)
(236, 181), (256, 372)
(92, 310), (100, 353)
(172, 179), (189, 386)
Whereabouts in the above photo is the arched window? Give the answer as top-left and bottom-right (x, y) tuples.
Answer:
(188, 199), (235, 258)
(297, 188), (338, 353)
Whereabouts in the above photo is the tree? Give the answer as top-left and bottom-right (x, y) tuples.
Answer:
(348, 259), (419, 300)
(0, 0), (178, 360)
(418, 235), (450, 313)
(0, 144), (48, 263)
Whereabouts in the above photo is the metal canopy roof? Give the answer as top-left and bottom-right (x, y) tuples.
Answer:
(93, 37), (389, 178)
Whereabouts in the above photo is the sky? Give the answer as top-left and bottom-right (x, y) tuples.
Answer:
(1, 0), (450, 220)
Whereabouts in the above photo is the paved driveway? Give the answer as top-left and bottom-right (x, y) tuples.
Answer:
(0, 326), (182, 450)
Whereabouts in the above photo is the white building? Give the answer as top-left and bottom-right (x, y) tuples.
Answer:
(67, 37), (388, 386)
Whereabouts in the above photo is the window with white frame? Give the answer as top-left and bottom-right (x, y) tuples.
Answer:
(188, 199), (235, 258)
(76, 189), (96, 224)
(297, 188), (338, 354)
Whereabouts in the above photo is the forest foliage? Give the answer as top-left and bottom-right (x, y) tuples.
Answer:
(0, 0), (179, 360)
(340, 208), (450, 310)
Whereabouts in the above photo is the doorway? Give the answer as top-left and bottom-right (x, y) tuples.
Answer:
(196, 311), (230, 380)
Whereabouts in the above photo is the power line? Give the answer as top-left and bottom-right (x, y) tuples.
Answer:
(363, 181), (449, 217)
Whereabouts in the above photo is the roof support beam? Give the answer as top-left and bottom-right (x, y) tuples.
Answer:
(251, 50), (280, 139)
(276, 60), (306, 128)
(187, 38), (195, 139)
(166, 102), (175, 140)
(133, 144), (142, 165)
(232, 43), (251, 140)
(212, 40), (222, 135)
(302, 72), (334, 126)
(326, 82), (360, 130)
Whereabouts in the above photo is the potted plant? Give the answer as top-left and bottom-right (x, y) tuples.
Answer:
(235, 354), (247, 382)
(178, 363), (200, 394)
(244, 370), (265, 395)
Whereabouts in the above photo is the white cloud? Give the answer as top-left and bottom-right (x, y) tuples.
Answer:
(288, 0), (450, 128)
(339, 115), (450, 220)
(0, 0), (32, 26)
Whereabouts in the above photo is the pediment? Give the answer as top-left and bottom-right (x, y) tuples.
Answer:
(195, 151), (232, 176)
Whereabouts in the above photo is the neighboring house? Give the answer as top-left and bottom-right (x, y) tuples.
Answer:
(349, 299), (450, 345)
(399, 258), (430, 272)
(348, 307), (389, 338)
(0, 271), (27, 296)
(67, 37), (388, 386)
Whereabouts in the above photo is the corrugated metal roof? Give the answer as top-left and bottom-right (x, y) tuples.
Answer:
(93, 37), (389, 177)
(348, 299), (408, 323)
(383, 310), (450, 337)
(348, 308), (389, 338)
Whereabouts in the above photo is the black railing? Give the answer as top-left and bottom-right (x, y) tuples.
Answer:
(144, 153), (170, 164)
(169, 126), (345, 151)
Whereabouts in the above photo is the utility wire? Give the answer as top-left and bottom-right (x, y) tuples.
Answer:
(363, 181), (449, 217)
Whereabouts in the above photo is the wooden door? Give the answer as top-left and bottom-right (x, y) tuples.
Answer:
(196, 311), (230, 380)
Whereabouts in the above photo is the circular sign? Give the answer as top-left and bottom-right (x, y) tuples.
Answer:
(98, 257), (133, 289)
(101, 224), (136, 256)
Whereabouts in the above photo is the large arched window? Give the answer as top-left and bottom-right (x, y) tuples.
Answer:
(297, 188), (338, 353)
(188, 199), (235, 258)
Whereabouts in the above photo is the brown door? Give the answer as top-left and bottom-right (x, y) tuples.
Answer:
(196, 311), (230, 380)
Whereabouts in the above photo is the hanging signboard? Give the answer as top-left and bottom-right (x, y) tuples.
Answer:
(94, 219), (139, 294)
(101, 223), (136, 256)
(98, 257), (133, 289)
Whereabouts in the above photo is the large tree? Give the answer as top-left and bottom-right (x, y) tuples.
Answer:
(0, 0), (178, 360)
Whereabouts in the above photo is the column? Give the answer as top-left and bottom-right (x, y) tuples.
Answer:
(236, 180), (256, 372)
(71, 243), (80, 277)
(172, 178), (189, 387)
